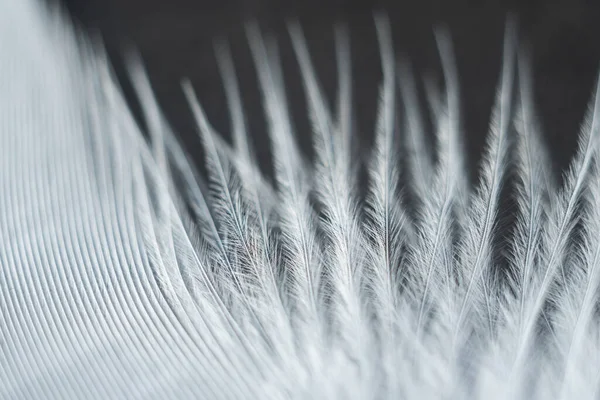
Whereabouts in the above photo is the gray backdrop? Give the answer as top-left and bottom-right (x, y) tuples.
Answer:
(63, 0), (600, 181)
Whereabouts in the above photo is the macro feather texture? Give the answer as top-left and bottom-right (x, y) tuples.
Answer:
(2, 1), (600, 399)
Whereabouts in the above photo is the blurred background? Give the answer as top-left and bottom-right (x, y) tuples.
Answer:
(60, 0), (600, 180)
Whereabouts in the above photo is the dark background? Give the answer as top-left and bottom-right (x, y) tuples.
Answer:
(61, 0), (600, 180)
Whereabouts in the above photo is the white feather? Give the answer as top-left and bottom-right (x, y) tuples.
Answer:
(4, 2), (600, 399)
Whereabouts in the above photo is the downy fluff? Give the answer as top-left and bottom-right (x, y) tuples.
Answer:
(2, 1), (600, 399)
